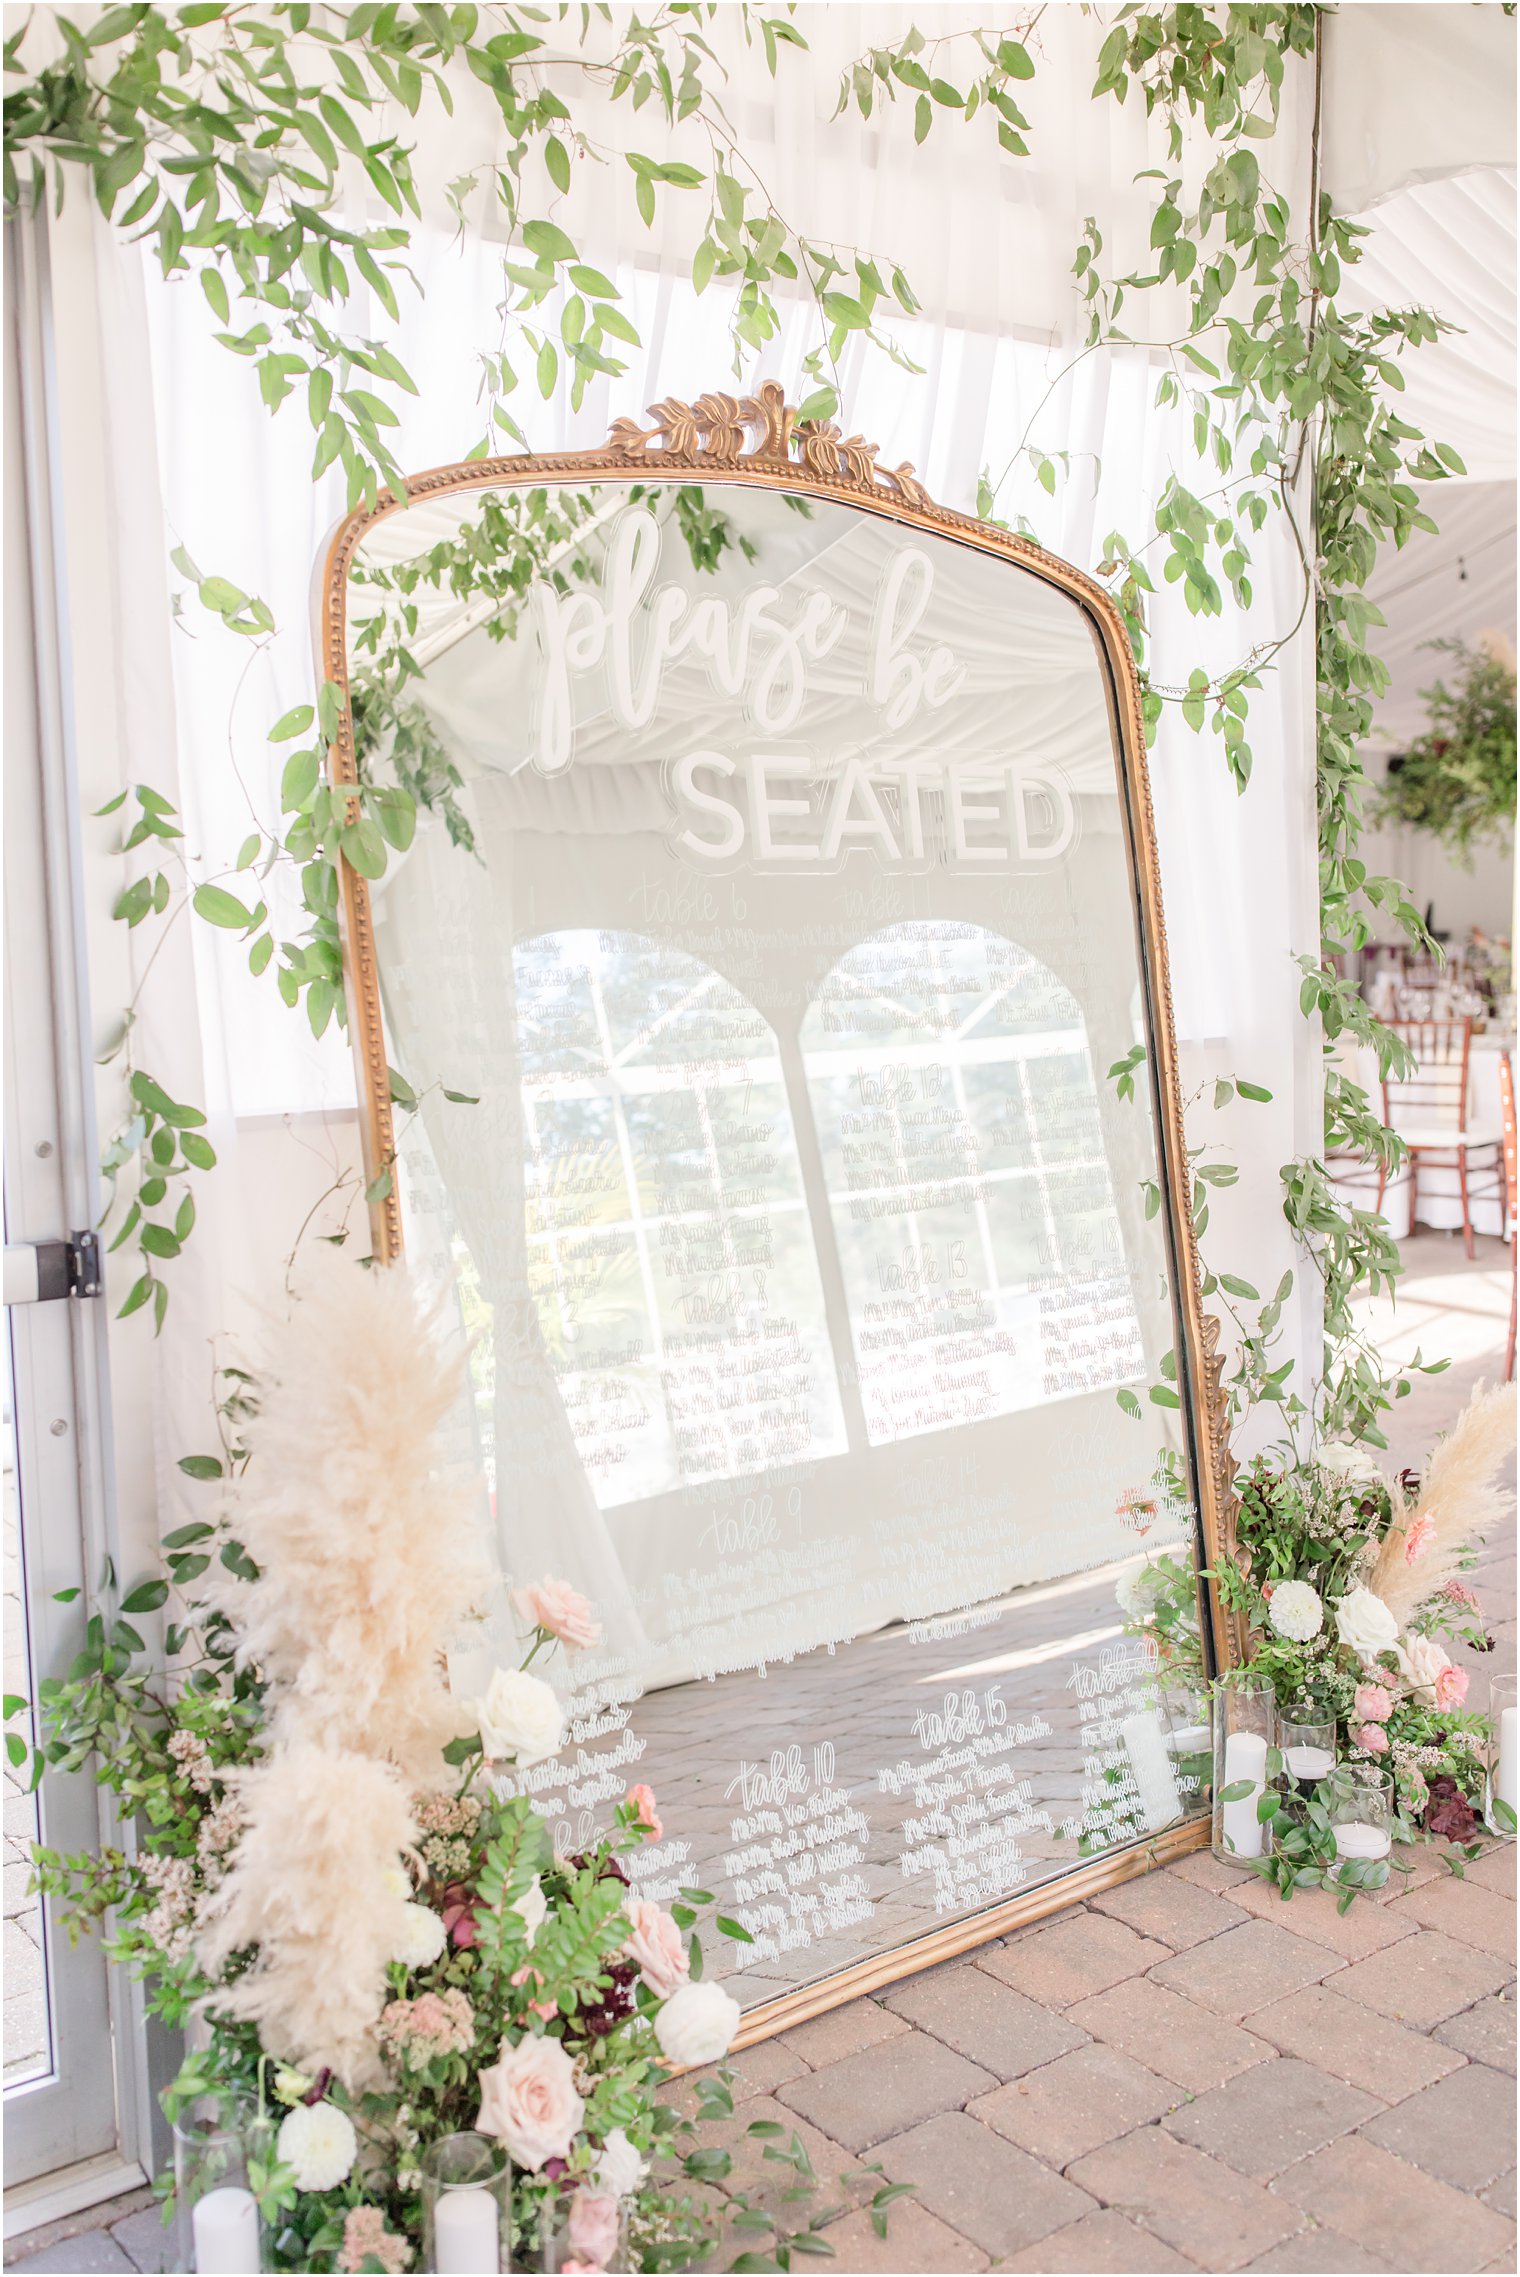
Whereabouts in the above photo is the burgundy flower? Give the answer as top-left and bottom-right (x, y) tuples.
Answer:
(441, 1883), (480, 1949)
(1423, 1776), (1480, 1844)
(577, 1959), (638, 2040)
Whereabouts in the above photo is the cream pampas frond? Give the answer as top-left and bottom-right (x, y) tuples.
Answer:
(220, 1260), (488, 1782)
(1367, 1382), (1516, 1629)
(198, 1744), (415, 2084)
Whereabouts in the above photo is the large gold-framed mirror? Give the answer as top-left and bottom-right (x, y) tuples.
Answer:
(319, 384), (1235, 2044)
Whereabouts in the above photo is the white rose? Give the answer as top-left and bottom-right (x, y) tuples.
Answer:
(392, 1901), (447, 1969)
(1396, 1630), (1447, 1704)
(476, 1668), (565, 1766)
(654, 1980), (741, 2067)
(475, 2034), (584, 2170)
(594, 2127), (646, 2200)
(1116, 1564), (1160, 1621)
(514, 1876), (548, 1945)
(1335, 1585), (1399, 1660)
(276, 2101), (357, 2191)
(1267, 1579), (1324, 1644)
(1315, 1442), (1384, 1493)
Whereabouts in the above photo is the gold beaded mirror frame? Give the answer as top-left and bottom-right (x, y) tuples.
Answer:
(319, 384), (1236, 2045)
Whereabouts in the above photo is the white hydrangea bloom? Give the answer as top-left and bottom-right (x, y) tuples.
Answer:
(276, 2101), (357, 2191)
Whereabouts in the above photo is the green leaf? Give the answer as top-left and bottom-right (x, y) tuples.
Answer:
(120, 1578), (169, 1614)
(523, 218), (576, 263)
(193, 884), (256, 929)
(176, 1456), (224, 1482)
(271, 704), (315, 742)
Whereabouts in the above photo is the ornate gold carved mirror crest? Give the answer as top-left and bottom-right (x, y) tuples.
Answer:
(321, 384), (1234, 2043)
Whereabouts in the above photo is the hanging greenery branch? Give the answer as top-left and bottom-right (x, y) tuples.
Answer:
(1374, 638), (1519, 860)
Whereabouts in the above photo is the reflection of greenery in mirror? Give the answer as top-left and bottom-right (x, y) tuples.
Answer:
(347, 483), (770, 852)
(1375, 639), (1518, 860)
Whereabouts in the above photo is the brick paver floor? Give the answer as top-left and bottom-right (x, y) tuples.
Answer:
(5, 1249), (1513, 2273)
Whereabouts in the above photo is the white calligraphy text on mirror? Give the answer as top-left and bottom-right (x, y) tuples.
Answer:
(531, 506), (965, 773)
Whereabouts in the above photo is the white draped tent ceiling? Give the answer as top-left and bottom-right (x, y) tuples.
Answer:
(19, 5), (1513, 1576)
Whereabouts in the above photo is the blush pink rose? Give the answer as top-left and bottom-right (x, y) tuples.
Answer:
(621, 1896), (689, 1999)
(1354, 1723), (1390, 1754)
(560, 2263), (601, 2275)
(1404, 1513), (1436, 1565)
(475, 2035), (584, 2170)
(1433, 1662), (1470, 1710)
(511, 1576), (602, 1652)
(1354, 1683), (1394, 1724)
(625, 1783), (663, 1839)
(569, 2193), (622, 2267)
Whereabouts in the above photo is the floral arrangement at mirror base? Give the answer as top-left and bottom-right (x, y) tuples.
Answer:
(1121, 1383), (1517, 1911)
(12, 1262), (908, 2273)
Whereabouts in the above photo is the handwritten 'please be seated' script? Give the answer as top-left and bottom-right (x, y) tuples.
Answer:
(530, 505), (1078, 870)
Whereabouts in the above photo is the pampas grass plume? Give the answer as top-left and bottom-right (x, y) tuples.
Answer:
(220, 1261), (488, 1782)
(198, 1743), (415, 2084)
(1367, 1381), (1516, 1629)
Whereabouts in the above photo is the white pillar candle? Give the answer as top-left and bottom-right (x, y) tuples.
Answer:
(434, 2186), (501, 2276)
(1168, 1723), (1211, 1755)
(1284, 1745), (1335, 1784)
(1221, 1729), (1270, 1858)
(192, 2185), (260, 2276)
(1122, 1712), (1182, 1832)
(1498, 1706), (1518, 1819)
(1332, 1822), (1392, 1871)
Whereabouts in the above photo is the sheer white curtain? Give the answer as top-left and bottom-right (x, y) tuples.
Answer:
(49, 7), (1324, 1519)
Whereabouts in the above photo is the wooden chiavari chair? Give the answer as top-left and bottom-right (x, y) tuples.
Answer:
(1376, 1017), (1504, 1260)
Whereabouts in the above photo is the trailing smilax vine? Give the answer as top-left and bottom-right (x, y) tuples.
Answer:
(3, 0), (1477, 1448)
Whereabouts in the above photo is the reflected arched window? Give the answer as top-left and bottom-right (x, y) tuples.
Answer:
(800, 921), (1141, 1446)
(514, 930), (846, 1506)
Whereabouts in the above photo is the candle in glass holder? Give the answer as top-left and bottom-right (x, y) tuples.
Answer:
(1121, 1711), (1182, 1832)
(1333, 1821), (1393, 1864)
(1222, 1729), (1269, 1858)
(1498, 1703), (1518, 1820)
(192, 2185), (260, 2276)
(1284, 1744), (1335, 1784)
(434, 2186), (500, 2276)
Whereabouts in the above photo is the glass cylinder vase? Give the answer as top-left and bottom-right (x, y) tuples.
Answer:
(1211, 1676), (1276, 1864)
(540, 2181), (630, 2274)
(1488, 1672), (1518, 1837)
(1160, 1685), (1213, 1815)
(173, 2096), (266, 2276)
(1327, 1765), (1395, 1883)
(422, 2132), (510, 2276)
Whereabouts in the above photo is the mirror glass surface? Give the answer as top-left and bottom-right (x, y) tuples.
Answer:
(343, 472), (1211, 2012)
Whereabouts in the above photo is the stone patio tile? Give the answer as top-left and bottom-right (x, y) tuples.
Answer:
(1359, 2063), (1518, 2192)
(1272, 2136), (1517, 2273)
(1436, 1992), (1517, 2074)
(724, 2039), (812, 2098)
(880, 1959), (1087, 2080)
(1163, 2054), (1380, 2178)
(1391, 1875), (1518, 1961)
(1227, 1874), (1419, 1958)
(776, 1997), (907, 2071)
(1242, 2229), (1395, 2272)
(818, 2196), (990, 2273)
(1170, 1849), (1256, 1896)
(1001, 2207), (1204, 2271)
(1067, 1975), (1271, 2094)
(1150, 1918), (1346, 2019)
(875, 2110), (1097, 2259)
(773, 2028), (997, 2153)
(108, 2207), (174, 2274)
(1484, 2170), (1518, 2225)
(1089, 1870), (1249, 1949)
(971, 2040), (1177, 2166)
(1389, 1841), (1462, 1895)
(1334, 1930), (1513, 2029)
(978, 1908), (1170, 2006)
(1068, 2123), (1304, 2271)
(1465, 1847), (1517, 1900)
(697, 2094), (867, 2206)
(6, 2241), (135, 2275)
(1249, 1983), (1467, 2102)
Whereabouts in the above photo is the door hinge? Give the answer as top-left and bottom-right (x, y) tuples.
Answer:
(2, 1233), (103, 1305)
